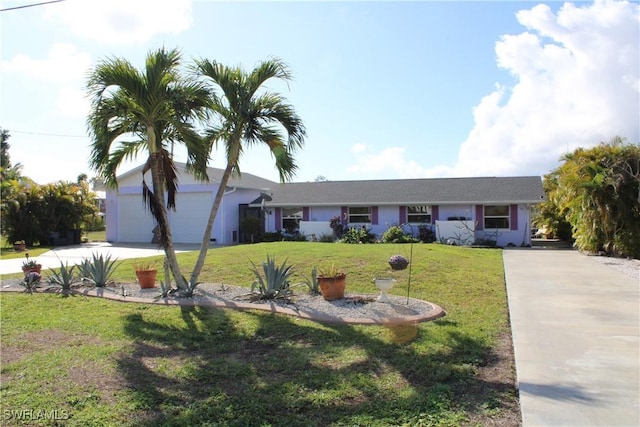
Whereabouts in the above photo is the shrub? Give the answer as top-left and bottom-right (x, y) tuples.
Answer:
(418, 225), (436, 243)
(381, 225), (418, 243)
(262, 231), (284, 242)
(340, 226), (377, 244)
(317, 233), (335, 243)
(329, 216), (345, 238)
(282, 231), (308, 242)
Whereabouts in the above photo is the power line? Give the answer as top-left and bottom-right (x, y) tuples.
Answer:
(1, 0), (65, 12)
(9, 129), (86, 138)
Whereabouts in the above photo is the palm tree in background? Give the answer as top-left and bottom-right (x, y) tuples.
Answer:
(188, 58), (306, 289)
(86, 47), (210, 290)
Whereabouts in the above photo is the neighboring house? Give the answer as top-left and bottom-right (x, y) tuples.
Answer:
(107, 163), (545, 247)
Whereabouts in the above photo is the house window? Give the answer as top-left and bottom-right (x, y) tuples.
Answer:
(282, 208), (302, 233)
(484, 205), (510, 229)
(348, 207), (371, 224)
(407, 205), (431, 223)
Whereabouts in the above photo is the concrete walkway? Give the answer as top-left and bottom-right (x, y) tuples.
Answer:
(504, 248), (639, 427)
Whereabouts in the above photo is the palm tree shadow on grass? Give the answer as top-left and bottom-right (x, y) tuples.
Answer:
(117, 307), (517, 426)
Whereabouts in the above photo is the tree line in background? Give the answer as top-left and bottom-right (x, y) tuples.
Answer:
(534, 137), (640, 258)
(0, 128), (104, 246)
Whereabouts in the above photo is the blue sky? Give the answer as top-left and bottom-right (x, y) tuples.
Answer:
(1, 0), (638, 185)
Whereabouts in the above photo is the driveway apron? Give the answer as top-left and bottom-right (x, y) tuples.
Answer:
(503, 248), (639, 427)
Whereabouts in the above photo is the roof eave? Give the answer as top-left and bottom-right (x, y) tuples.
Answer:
(264, 199), (546, 207)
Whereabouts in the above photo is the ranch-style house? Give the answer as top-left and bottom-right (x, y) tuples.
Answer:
(105, 163), (545, 247)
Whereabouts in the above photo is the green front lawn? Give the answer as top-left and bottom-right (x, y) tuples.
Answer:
(0, 243), (519, 426)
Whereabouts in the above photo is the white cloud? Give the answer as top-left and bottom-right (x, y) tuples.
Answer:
(0, 43), (91, 82)
(54, 87), (90, 119)
(450, 0), (640, 178)
(1, 43), (92, 120)
(351, 143), (368, 154)
(45, 0), (193, 44)
(347, 146), (429, 179)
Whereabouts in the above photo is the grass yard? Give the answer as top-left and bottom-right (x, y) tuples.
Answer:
(0, 243), (520, 426)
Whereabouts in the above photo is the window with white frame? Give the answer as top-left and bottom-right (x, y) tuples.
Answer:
(407, 205), (431, 223)
(484, 205), (510, 229)
(348, 207), (371, 223)
(282, 208), (303, 233)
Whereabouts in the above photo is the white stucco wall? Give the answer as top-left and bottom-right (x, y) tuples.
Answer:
(438, 205), (473, 221)
(107, 180), (263, 244)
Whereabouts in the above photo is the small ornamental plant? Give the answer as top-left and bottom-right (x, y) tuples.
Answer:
(22, 272), (41, 293)
(22, 253), (40, 269)
(388, 254), (409, 270)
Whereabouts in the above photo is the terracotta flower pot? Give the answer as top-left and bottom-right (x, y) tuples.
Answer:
(318, 273), (346, 301)
(14, 243), (26, 252)
(135, 269), (157, 289)
(22, 265), (42, 276)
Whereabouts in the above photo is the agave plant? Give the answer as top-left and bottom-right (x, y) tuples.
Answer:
(21, 272), (41, 294)
(79, 252), (121, 287)
(302, 266), (320, 295)
(47, 261), (77, 291)
(249, 255), (294, 300)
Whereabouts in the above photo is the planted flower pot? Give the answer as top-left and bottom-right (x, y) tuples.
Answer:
(22, 264), (42, 276)
(318, 273), (346, 301)
(135, 269), (157, 289)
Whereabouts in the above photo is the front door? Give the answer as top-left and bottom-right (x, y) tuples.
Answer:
(238, 204), (264, 243)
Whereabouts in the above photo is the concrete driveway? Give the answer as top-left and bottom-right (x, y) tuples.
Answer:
(504, 248), (639, 427)
(0, 242), (199, 275)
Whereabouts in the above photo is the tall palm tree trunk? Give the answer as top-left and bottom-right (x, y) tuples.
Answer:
(145, 124), (189, 291)
(189, 161), (235, 287)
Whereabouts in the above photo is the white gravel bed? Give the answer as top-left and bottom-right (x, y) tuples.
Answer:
(127, 283), (437, 322)
(587, 254), (640, 281)
(0, 280), (437, 322)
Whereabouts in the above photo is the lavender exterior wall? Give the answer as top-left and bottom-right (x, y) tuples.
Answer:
(266, 203), (533, 247)
(105, 190), (118, 242)
(474, 203), (532, 247)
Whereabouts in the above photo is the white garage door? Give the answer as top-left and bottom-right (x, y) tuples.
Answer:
(117, 195), (156, 243)
(169, 192), (212, 243)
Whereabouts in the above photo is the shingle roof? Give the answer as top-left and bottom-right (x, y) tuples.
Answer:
(262, 176), (545, 207)
(210, 169), (275, 190)
(117, 162), (276, 190)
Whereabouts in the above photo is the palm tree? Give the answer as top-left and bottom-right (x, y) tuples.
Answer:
(86, 47), (210, 290)
(189, 58), (306, 290)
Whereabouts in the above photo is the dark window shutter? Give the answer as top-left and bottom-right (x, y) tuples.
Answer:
(475, 205), (484, 231)
(275, 208), (282, 231)
(432, 205), (439, 224)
